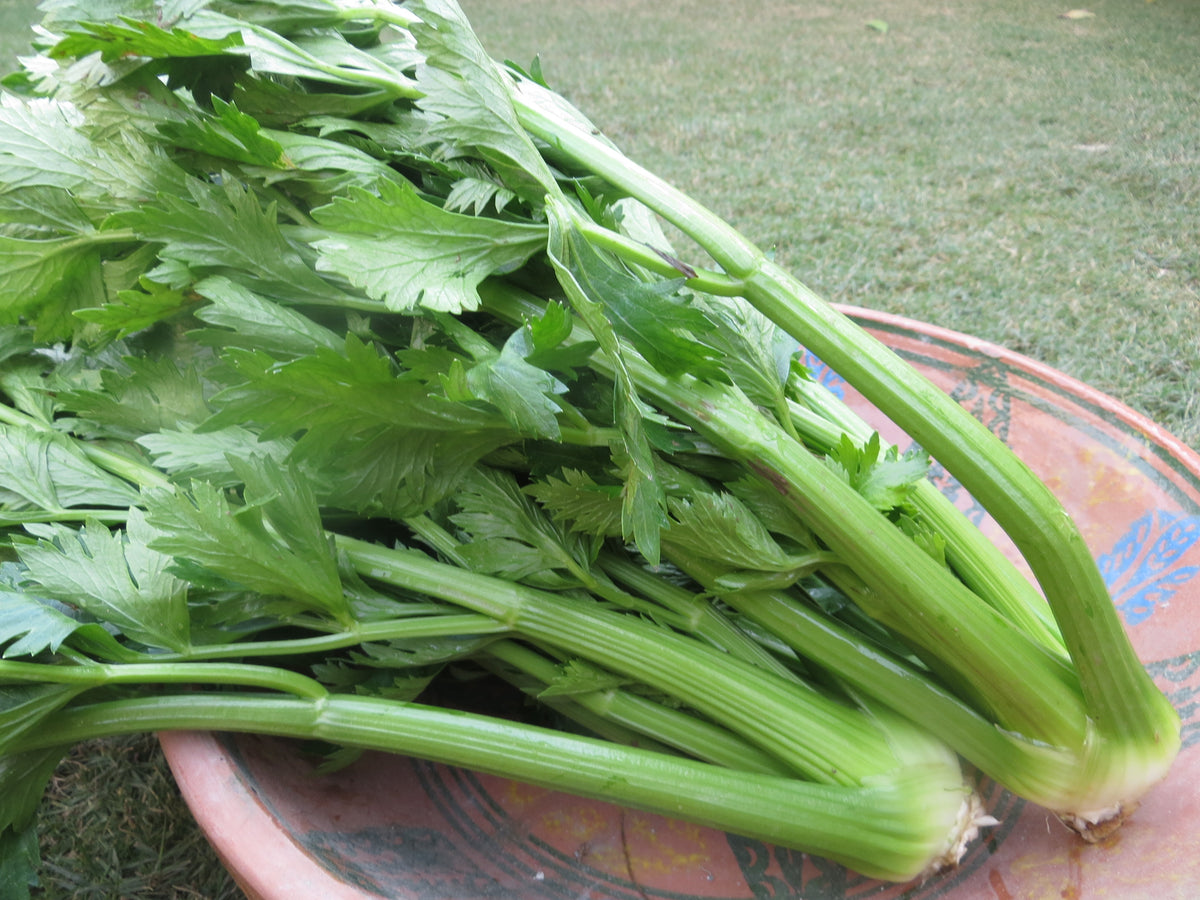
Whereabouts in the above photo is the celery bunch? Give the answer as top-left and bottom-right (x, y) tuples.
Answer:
(0, 0), (1179, 892)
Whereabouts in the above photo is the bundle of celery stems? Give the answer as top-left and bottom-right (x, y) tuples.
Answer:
(0, 0), (1181, 890)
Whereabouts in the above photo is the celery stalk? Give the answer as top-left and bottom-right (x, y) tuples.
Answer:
(12, 691), (980, 883)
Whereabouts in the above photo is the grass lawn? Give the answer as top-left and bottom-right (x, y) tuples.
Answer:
(3, 0), (1198, 897)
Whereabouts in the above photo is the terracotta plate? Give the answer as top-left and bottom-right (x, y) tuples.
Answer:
(161, 308), (1200, 900)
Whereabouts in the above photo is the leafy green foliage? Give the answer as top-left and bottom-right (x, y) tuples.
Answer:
(0, 232), (108, 339)
(206, 335), (479, 439)
(524, 469), (624, 540)
(191, 276), (343, 357)
(537, 658), (627, 698)
(201, 334), (519, 517)
(311, 178), (546, 313)
(824, 433), (930, 514)
(0, 186), (92, 240)
(546, 204), (669, 563)
(408, 0), (557, 200)
(136, 426), (292, 488)
(0, 427), (140, 516)
(523, 300), (599, 380)
(0, 819), (42, 900)
(664, 491), (826, 579)
(695, 296), (797, 415)
(448, 466), (597, 589)
(49, 17), (241, 64)
(0, 99), (117, 196)
(73, 280), (194, 338)
(560, 224), (724, 382)
(14, 513), (190, 652)
(0, 588), (126, 661)
(116, 174), (342, 305)
(233, 26), (416, 95)
(461, 324), (566, 439)
(143, 457), (348, 623)
(158, 97), (283, 167)
(55, 355), (211, 439)
(443, 168), (517, 216)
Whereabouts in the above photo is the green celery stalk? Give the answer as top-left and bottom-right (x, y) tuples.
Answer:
(477, 639), (796, 776)
(784, 389), (1067, 655)
(10, 690), (977, 883)
(663, 546), (1090, 814)
(337, 533), (923, 788)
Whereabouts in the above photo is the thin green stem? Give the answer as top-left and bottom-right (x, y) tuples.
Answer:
(154, 613), (510, 663)
(573, 218), (746, 296)
(556, 423), (622, 446)
(402, 513), (700, 634)
(0, 508), (129, 527)
(0, 659), (328, 699)
(597, 552), (799, 681)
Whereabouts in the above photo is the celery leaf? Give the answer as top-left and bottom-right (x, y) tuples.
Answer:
(144, 458), (349, 623)
(0, 814), (41, 900)
(137, 426), (292, 487)
(824, 433), (930, 513)
(0, 98), (112, 195)
(0, 427), (141, 514)
(695, 295), (797, 412)
(158, 97), (283, 167)
(311, 179), (546, 313)
(665, 491), (824, 575)
(74, 281), (193, 338)
(14, 512), (190, 653)
(312, 425), (513, 519)
(522, 301), (599, 381)
(117, 174), (342, 304)
(205, 336), (509, 443)
(524, 469), (624, 540)
(49, 17), (242, 63)
(562, 232), (723, 381)
(0, 234), (107, 339)
(0, 186), (94, 237)
(463, 325), (566, 439)
(538, 659), (627, 698)
(449, 467), (596, 589)
(545, 203), (668, 564)
(408, 0), (557, 199)
(0, 584), (127, 661)
(56, 356), (211, 439)
(191, 276), (343, 357)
